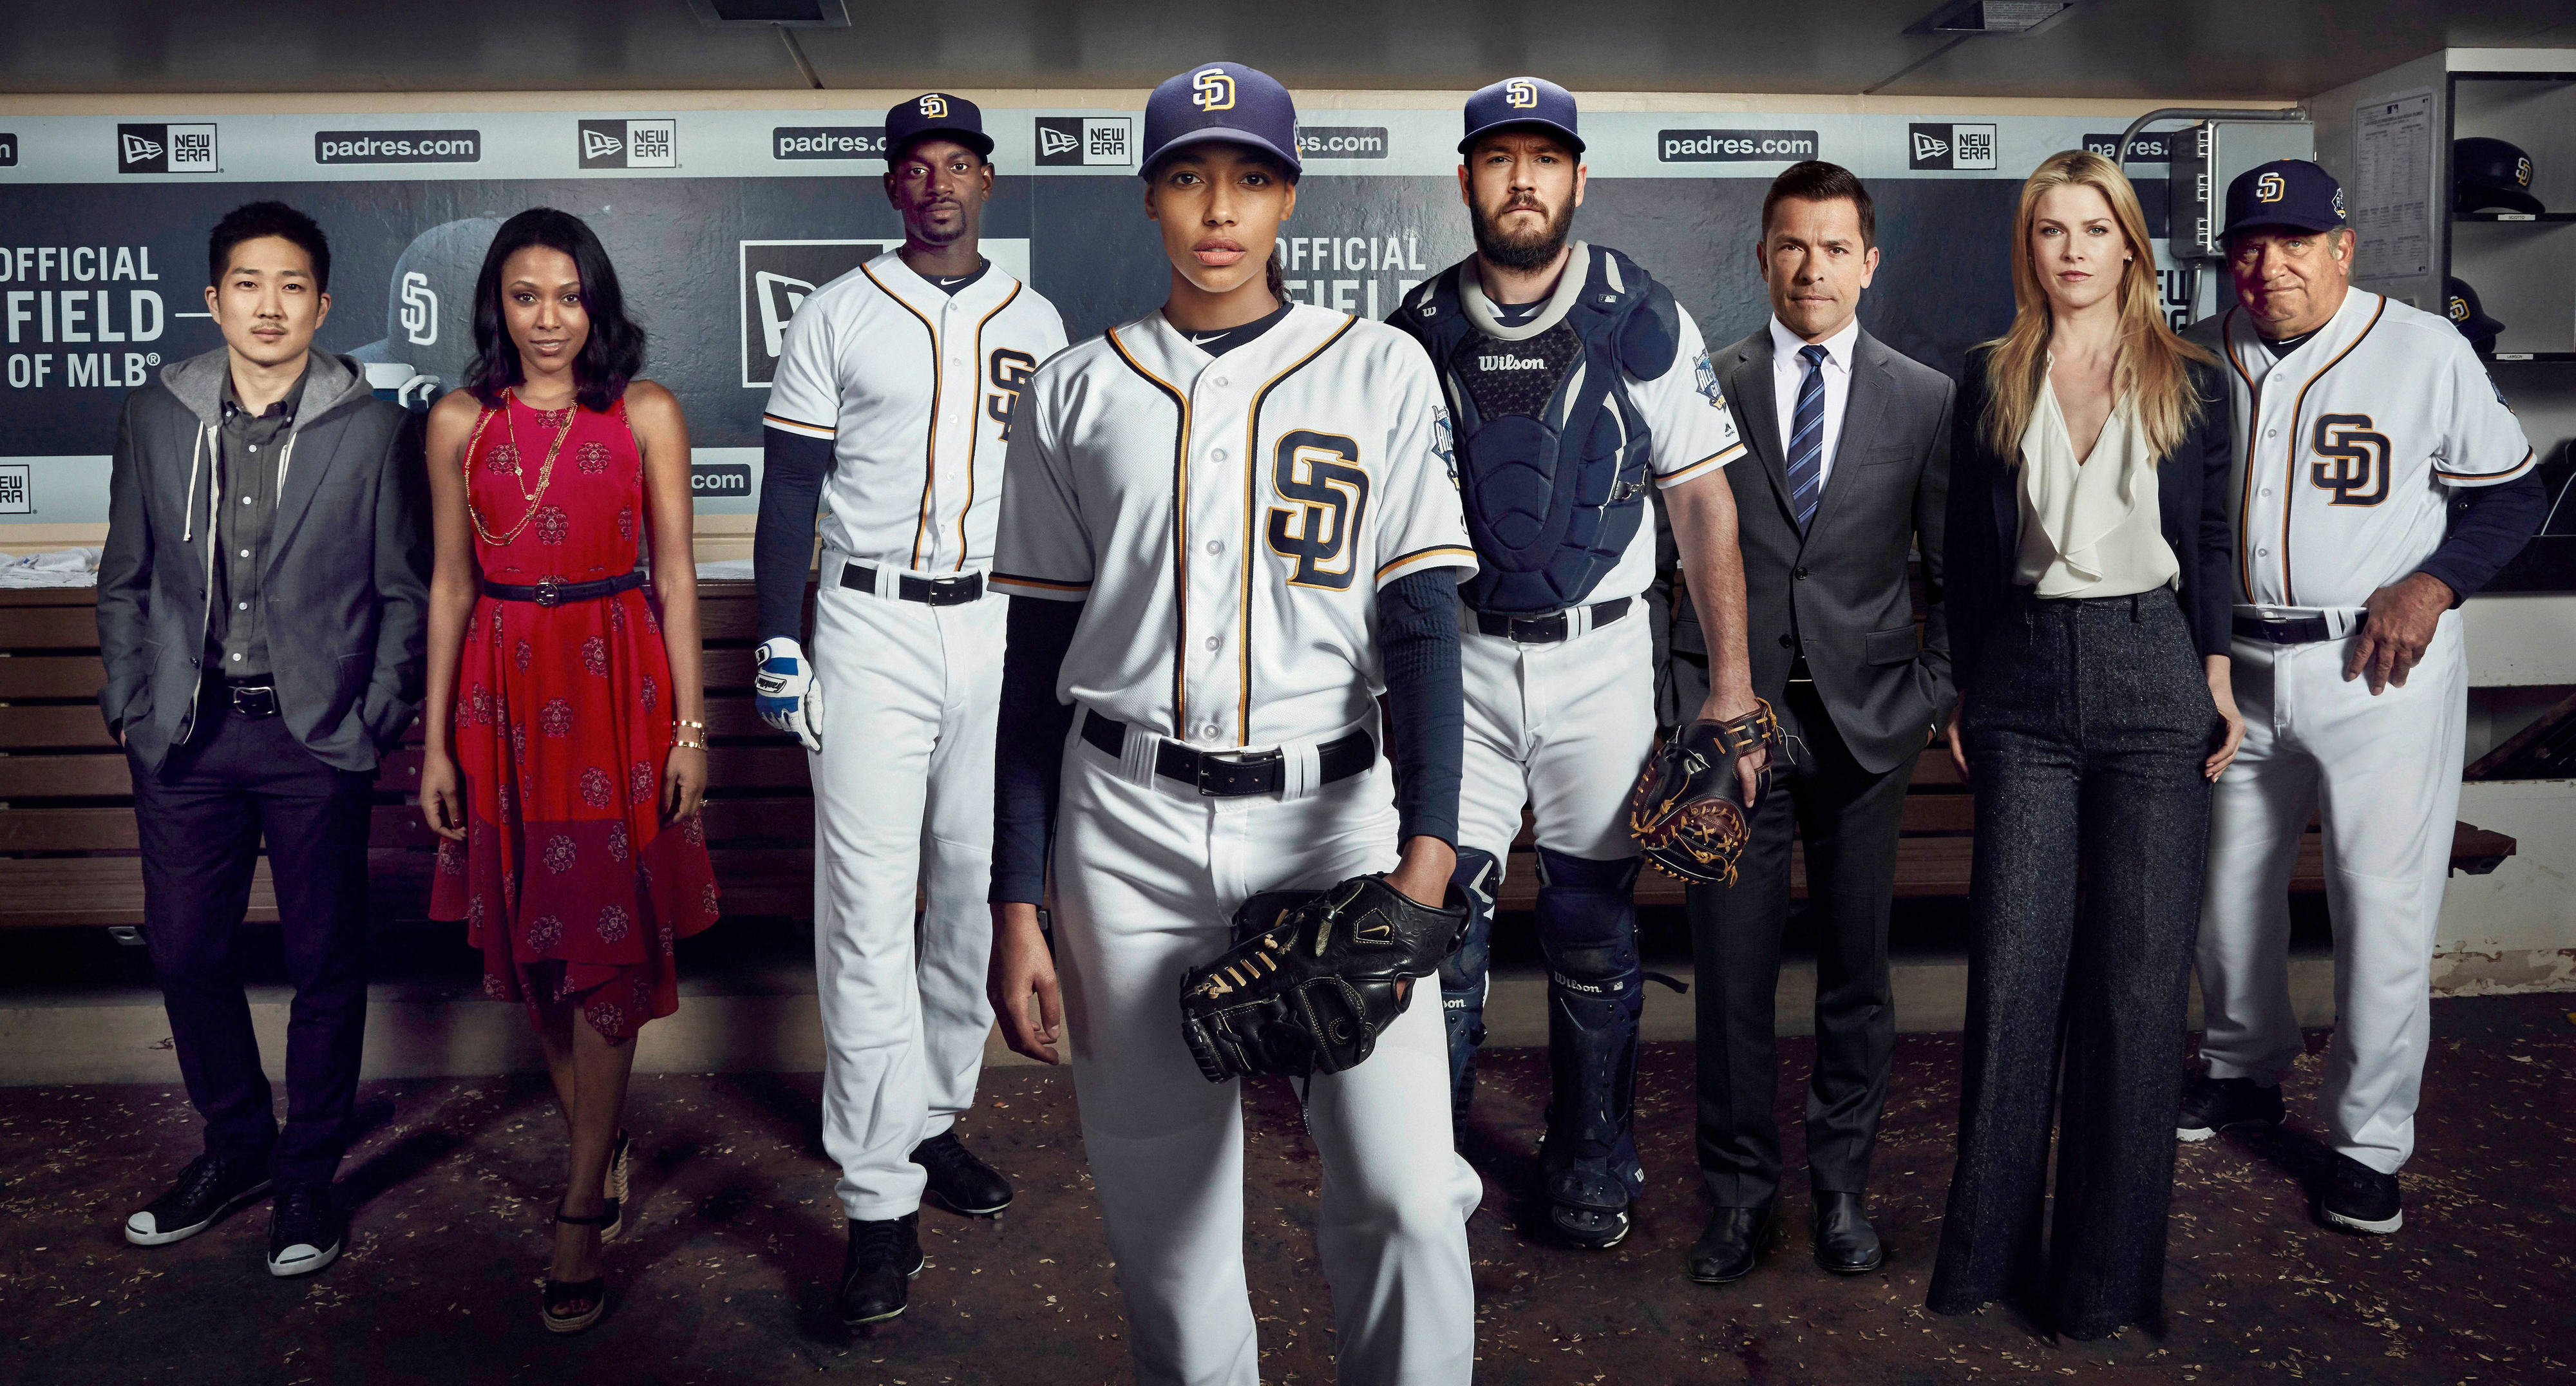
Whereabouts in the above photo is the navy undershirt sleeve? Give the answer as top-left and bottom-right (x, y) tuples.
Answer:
(1378, 569), (1464, 848)
(990, 596), (1083, 906)
(2418, 470), (2547, 603)
(753, 429), (834, 643)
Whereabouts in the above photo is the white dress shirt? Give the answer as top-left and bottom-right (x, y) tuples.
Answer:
(1769, 314), (1861, 493)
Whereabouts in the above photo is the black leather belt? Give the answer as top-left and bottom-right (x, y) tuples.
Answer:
(842, 562), (984, 606)
(483, 570), (647, 607)
(2233, 612), (2349, 645)
(1081, 710), (1375, 797)
(211, 676), (278, 718)
(1470, 596), (1630, 644)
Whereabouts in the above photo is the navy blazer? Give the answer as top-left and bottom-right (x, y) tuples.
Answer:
(1944, 348), (2234, 692)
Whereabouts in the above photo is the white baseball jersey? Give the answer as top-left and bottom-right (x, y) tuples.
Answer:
(765, 250), (1066, 573)
(992, 302), (1478, 748)
(2211, 289), (2535, 611)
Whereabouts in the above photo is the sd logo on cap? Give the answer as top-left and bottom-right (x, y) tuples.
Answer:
(2454, 137), (2544, 216)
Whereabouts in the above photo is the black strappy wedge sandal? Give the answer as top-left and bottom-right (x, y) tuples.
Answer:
(542, 1206), (613, 1335)
(600, 1131), (630, 1244)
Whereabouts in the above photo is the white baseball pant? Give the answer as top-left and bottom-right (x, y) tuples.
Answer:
(2195, 613), (2467, 1175)
(1455, 606), (1656, 866)
(1052, 725), (1481, 1386)
(810, 574), (1004, 1220)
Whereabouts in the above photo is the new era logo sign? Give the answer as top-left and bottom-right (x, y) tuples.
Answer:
(1908, 122), (1996, 171)
(1033, 117), (1132, 167)
(578, 119), (678, 170)
(117, 123), (217, 174)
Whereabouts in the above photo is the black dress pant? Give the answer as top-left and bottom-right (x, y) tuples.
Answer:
(130, 698), (375, 1190)
(1927, 587), (2216, 1340)
(1689, 676), (1910, 1208)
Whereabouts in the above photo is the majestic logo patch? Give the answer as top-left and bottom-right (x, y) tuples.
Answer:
(2310, 413), (2391, 507)
(1266, 430), (1371, 590)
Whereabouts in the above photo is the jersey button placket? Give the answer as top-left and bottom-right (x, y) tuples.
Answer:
(1186, 370), (1247, 746)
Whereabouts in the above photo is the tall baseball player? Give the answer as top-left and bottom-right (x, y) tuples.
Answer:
(984, 62), (1484, 1385)
(2181, 160), (2544, 1235)
(1387, 75), (1765, 1250)
(752, 93), (1066, 1325)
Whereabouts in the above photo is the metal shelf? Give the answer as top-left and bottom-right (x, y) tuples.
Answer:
(2454, 212), (2576, 223)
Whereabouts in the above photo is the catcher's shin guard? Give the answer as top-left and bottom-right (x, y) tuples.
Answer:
(1533, 847), (1646, 1249)
(1439, 850), (1501, 1139)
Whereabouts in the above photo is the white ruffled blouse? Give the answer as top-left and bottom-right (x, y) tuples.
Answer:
(2012, 375), (2180, 598)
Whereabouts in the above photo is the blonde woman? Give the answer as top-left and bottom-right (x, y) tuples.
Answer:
(1926, 150), (2244, 1339)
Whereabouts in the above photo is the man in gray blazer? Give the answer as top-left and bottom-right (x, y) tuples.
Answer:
(99, 202), (429, 1278)
(1677, 162), (1955, 1286)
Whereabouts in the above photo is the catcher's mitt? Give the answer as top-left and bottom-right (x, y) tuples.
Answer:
(1627, 700), (1783, 886)
(1179, 875), (1469, 1083)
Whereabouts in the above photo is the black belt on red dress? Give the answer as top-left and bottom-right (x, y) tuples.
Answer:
(483, 570), (647, 607)
(1080, 710), (1375, 797)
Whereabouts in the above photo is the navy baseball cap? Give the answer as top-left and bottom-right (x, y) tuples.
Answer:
(1460, 75), (1582, 155)
(2445, 276), (2506, 344)
(885, 92), (991, 162)
(1139, 62), (1300, 178)
(2455, 137), (2543, 215)
(2221, 159), (2347, 241)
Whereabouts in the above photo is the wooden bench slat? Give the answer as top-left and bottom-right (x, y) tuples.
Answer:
(0, 656), (108, 699)
(0, 704), (118, 749)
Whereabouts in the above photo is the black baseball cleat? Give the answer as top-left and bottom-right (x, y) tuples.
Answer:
(124, 1153), (272, 1247)
(911, 1132), (1012, 1217)
(2176, 1070), (2284, 1142)
(838, 1213), (925, 1328)
(2319, 1153), (2403, 1235)
(1811, 1190), (1883, 1275)
(266, 1185), (345, 1278)
(1685, 1201), (1778, 1285)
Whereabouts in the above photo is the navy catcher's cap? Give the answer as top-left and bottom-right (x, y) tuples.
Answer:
(1140, 62), (1300, 178)
(2221, 159), (2347, 242)
(1460, 75), (1582, 155)
(2454, 137), (2543, 215)
(2445, 276), (2506, 345)
(885, 92), (992, 162)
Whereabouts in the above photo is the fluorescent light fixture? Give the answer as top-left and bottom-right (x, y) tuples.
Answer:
(686, 0), (851, 27)
(1909, 1), (2077, 35)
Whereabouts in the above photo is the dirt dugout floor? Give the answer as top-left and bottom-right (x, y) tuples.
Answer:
(1, 994), (2568, 1384)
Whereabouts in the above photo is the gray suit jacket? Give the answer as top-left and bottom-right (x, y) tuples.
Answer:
(1695, 325), (1956, 775)
(98, 347), (431, 774)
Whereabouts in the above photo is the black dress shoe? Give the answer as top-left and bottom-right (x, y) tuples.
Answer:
(2176, 1069), (2284, 1141)
(1685, 1201), (1777, 1284)
(912, 1132), (1012, 1216)
(838, 1213), (925, 1327)
(1811, 1190), (1882, 1274)
(2319, 1153), (2403, 1235)
(125, 1153), (271, 1247)
(267, 1185), (345, 1278)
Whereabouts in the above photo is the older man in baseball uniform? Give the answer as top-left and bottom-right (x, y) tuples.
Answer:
(2181, 160), (2544, 1235)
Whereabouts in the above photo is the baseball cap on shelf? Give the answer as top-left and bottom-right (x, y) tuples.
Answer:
(1460, 75), (1582, 155)
(2445, 276), (2506, 348)
(884, 92), (991, 162)
(2454, 137), (2543, 216)
(1139, 62), (1300, 178)
(2221, 159), (2348, 242)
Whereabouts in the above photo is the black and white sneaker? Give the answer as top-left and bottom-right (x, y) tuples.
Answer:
(267, 1185), (345, 1277)
(2320, 1153), (2403, 1235)
(912, 1132), (1012, 1217)
(2176, 1070), (2284, 1141)
(124, 1153), (271, 1247)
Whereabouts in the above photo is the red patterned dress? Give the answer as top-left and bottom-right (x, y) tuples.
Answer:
(430, 392), (719, 1039)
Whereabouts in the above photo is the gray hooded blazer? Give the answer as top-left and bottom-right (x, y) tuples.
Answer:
(97, 346), (431, 774)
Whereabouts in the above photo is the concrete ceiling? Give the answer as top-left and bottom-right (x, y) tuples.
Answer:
(0, 1), (2570, 99)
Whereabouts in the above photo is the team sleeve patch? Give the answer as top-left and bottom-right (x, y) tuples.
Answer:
(1693, 350), (1724, 408)
(1655, 439), (1747, 488)
(1374, 544), (1478, 584)
(762, 412), (835, 440)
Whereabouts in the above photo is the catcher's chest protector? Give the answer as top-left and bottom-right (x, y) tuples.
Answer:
(1394, 242), (1681, 614)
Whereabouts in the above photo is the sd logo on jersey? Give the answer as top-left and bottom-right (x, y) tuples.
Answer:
(2311, 413), (2391, 506)
(988, 348), (1037, 439)
(1267, 430), (1372, 589)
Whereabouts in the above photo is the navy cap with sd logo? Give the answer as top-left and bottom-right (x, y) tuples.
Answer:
(1139, 62), (1300, 178)
(2454, 137), (2543, 215)
(885, 92), (991, 162)
(2445, 276), (2505, 347)
(1460, 75), (1583, 155)
(2221, 158), (2347, 242)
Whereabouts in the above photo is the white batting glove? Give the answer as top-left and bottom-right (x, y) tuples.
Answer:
(753, 637), (825, 753)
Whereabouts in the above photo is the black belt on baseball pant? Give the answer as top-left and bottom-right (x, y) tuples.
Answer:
(1081, 710), (1376, 798)
(482, 569), (647, 607)
(1470, 596), (1631, 644)
(841, 562), (985, 606)
(2232, 612), (2355, 645)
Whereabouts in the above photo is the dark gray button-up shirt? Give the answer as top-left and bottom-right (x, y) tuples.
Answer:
(209, 368), (307, 680)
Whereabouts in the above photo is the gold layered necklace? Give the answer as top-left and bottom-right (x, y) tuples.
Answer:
(462, 388), (576, 546)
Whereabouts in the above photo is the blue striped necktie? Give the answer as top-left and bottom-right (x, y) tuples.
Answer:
(1785, 343), (1830, 532)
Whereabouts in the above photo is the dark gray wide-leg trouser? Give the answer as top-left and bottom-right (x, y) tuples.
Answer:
(1927, 586), (2218, 1341)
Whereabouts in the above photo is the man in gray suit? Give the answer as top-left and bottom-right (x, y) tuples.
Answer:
(1679, 162), (1955, 1286)
(99, 202), (429, 1278)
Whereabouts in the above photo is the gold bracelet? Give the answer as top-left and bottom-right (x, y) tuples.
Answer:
(674, 717), (708, 731)
(672, 736), (708, 751)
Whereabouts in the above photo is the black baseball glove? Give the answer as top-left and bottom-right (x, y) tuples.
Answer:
(1627, 699), (1783, 886)
(1179, 875), (1470, 1083)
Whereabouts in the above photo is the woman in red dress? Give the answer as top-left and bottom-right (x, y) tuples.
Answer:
(418, 207), (718, 1334)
